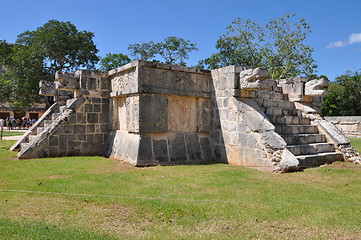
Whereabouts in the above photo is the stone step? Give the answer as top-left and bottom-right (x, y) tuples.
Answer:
(20, 143), (28, 150)
(44, 120), (53, 128)
(254, 90), (288, 101)
(37, 127), (44, 135)
(287, 143), (334, 156)
(275, 125), (319, 134)
(256, 99), (295, 109)
(30, 128), (38, 135)
(59, 105), (66, 113)
(267, 115), (311, 125)
(29, 135), (38, 142)
(282, 134), (327, 145)
(52, 113), (61, 120)
(297, 152), (344, 168)
(265, 107), (302, 116)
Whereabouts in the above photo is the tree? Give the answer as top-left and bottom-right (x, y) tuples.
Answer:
(157, 36), (198, 65)
(0, 20), (99, 110)
(1, 44), (51, 109)
(321, 70), (361, 116)
(128, 41), (158, 61)
(128, 36), (198, 65)
(16, 20), (99, 73)
(99, 53), (131, 71)
(200, 14), (317, 79)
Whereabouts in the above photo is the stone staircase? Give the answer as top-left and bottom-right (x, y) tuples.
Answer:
(10, 100), (72, 153)
(10, 102), (62, 151)
(254, 89), (344, 168)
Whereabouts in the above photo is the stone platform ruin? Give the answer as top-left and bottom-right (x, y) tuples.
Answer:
(11, 60), (361, 172)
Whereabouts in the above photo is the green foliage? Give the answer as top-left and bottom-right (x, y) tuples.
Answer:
(0, 20), (99, 110)
(16, 19), (99, 72)
(322, 70), (361, 116)
(128, 41), (159, 61)
(200, 14), (317, 79)
(99, 53), (131, 71)
(128, 36), (198, 65)
(0, 43), (51, 109)
(157, 36), (198, 65)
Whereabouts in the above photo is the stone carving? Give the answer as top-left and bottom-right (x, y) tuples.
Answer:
(304, 78), (329, 96)
(239, 67), (276, 90)
(39, 80), (57, 96)
(55, 71), (79, 90)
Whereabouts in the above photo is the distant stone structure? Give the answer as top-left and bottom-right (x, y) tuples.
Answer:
(11, 60), (361, 172)
(325, 116), (361, 138)
(0, 64), (47, 120)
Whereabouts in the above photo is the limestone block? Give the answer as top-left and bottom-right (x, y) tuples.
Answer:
(55, 71), (79, 90)
(113, 97), (126, 130)
(87, 113), (98, 124)
(279, 149), (299, 172)
(39, 81), (57, 96)
(137, 136), (154, 166)
(126, 95), (140, 132)
(168, 95), (196, 133)
(185, 134), (202, 162)
(168, 133), (187, 163)
(200, 137), (215, 162)
(153, 138), (169, 164)
(49, 135), (59, 146)
(317, 120), (350, 145)
(197, 98), (211, 132)
(210, 130), (223, 145)
(74, 125), (86, 134)
(239, 68), (272, 90)
(225, 73), (237, 89)
(111, 67), (137, 94)
(278, 78), (306, 101)
(138, 94), (168, 133)
(196, 74), (212, 93)
(259, 131), (287, 149)
(76, 113), (86, 124)
(305, 78), (329, 96)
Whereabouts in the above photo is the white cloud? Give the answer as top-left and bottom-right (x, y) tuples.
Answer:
(327, 32), (361, 49)
(348, 33), (361, 44)
(327, 40), (347, 48)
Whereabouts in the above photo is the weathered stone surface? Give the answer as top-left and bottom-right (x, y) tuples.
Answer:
(15, 61), (357, 173)
(153, 138), (169, 164)
(39, 81), (57, 96)
(55, 71), (79, 90)
(168, 133), (187, 163)
(278, 149), (299, 172)
(168, 95), (196, 133)
(305, 78), (329, 96)
(317, 120), (350, 145)
(139, 94), (168, 133)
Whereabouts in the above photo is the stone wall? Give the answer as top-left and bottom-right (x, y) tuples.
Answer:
(106, 61), (215, 165)
(17, 70), (111, 159)
(325, 116), (361, 138)
(14, 60), (359, 171)
(210, 66), (290, 171)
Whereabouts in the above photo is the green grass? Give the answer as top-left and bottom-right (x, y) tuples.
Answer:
(0, 140), (361, 239)
(0, 131), (25, 137)
(350, 137), (361, 153)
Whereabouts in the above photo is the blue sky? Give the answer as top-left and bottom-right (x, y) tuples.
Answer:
(1, 0), (360, 81)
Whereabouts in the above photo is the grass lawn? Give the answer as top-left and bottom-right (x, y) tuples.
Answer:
(350, 138), (361, 153)
(0, 131), (25, 137)
(0, 140), (361, 239)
